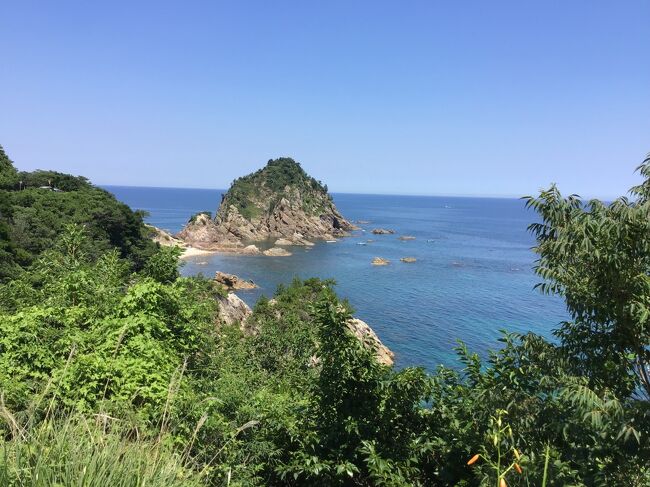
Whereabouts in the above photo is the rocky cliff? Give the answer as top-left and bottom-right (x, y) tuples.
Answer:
(178, 158), (355, 251)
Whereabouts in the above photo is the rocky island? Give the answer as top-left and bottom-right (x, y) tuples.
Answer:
(178, 157), (356, 253)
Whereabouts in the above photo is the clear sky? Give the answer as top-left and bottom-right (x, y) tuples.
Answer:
(1, 1), (648, 198)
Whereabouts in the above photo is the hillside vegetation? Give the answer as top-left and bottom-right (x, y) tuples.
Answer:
(224, 158), (330, 219)
(1, 149), (649, 486)
(0, 145), (156, 282)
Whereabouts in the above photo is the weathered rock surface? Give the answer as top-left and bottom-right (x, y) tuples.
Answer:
(372, 257), (390, 266)
(147, 224), (186, 248)
(400, 257), (417, 263)
(274, 238), (295, 246)
(372, 228), (395, 235)
(263, 247), (292, 257)
(177, 158), (356, 253)
(216, 292), (252, 327)
(215, 271), (258, 290)
(241, 244), (262, 254)
(347, 318), (395, 366)
(257, 300), (394, 366)
(274, 234), (315, 246)
(176, 213), (241, 250)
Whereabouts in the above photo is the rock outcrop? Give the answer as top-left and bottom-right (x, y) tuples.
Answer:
(372, 257), (390, 266)
(215, 271), (258, 290)
(400, 257), (417, 263)
(399, 235), (416, 241)
(347, 318), (395, 366)
(217, 292), (252, 328)
(372, 228), (395, 235)
(177, 158), (356, 253)
(147, 224), (187, 248)
(263, 247), (292, 257)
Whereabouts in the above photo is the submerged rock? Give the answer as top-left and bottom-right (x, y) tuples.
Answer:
(400, 257), (417, 263)
(372, 257), (390, 266)
(372, 228), (395, 235)
(215, 271), (258, 290)
(399, 235), (416, 241)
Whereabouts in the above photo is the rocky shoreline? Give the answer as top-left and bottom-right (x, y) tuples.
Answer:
(176, 158), (357, 255)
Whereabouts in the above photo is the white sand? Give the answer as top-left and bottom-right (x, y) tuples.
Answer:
(179, 246), (218, 259)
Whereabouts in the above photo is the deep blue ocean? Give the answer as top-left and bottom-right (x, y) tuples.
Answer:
(104, 185), (568, 370)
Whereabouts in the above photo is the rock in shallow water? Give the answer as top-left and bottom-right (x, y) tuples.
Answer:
(372, 257), (390, 266)
(263, 247), (292, 257)
(215, 271), (258, 290)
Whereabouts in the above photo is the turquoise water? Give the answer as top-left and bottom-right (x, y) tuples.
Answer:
(104, 186), (568, 370)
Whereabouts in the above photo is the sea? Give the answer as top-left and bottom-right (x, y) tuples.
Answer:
(103, 186), (568, 371)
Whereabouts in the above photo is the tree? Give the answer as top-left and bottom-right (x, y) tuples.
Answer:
(0, 145), (18, 189)
(525, 153), (650, 399)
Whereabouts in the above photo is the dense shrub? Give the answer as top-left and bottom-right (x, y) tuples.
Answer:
(1, 152), (650, 485)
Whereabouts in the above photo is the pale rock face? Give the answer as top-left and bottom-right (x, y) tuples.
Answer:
(372, 257), (390, 266)
(241, 244), (262, 254)
(147, 225), (186, 247)
(274, 238), (295, 246)
(346, 318), (395, 366)
(217, 292), (252, 329)
(263, 247), (292, 257)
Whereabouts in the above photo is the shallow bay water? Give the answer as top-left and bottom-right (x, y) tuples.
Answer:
(105, 186), (568, 370)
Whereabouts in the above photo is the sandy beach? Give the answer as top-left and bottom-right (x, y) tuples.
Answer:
(179, 246), (218, 259)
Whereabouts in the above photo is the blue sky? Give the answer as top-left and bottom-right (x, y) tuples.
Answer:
(1, 1), (648, 198)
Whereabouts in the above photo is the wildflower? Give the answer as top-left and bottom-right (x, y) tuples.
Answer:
(467, 454), (480, 465)
(514, 463), (522, 474)
(500, 478), (507, 487)
(513, 448), (520, 460)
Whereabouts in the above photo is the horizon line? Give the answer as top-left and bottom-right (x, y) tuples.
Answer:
(99, 183), (618, 201)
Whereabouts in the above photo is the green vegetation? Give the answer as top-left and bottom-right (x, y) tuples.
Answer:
(223, 158), (330, 219)
(0, 146), (156, 282)
(1, 150), (650, 485)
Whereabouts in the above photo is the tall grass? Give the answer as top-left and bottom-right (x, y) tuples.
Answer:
(0, 414), (204, 487)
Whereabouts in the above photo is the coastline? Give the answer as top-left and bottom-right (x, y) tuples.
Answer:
(179, 246), (219, 259)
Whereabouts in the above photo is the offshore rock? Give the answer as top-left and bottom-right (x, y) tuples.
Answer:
(263, 247), (292, 257)
(177, 158), (356, 253)
(214, 271), (258, 291)
(372, 228), (395, 235)
(372, 257), (390, 266)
